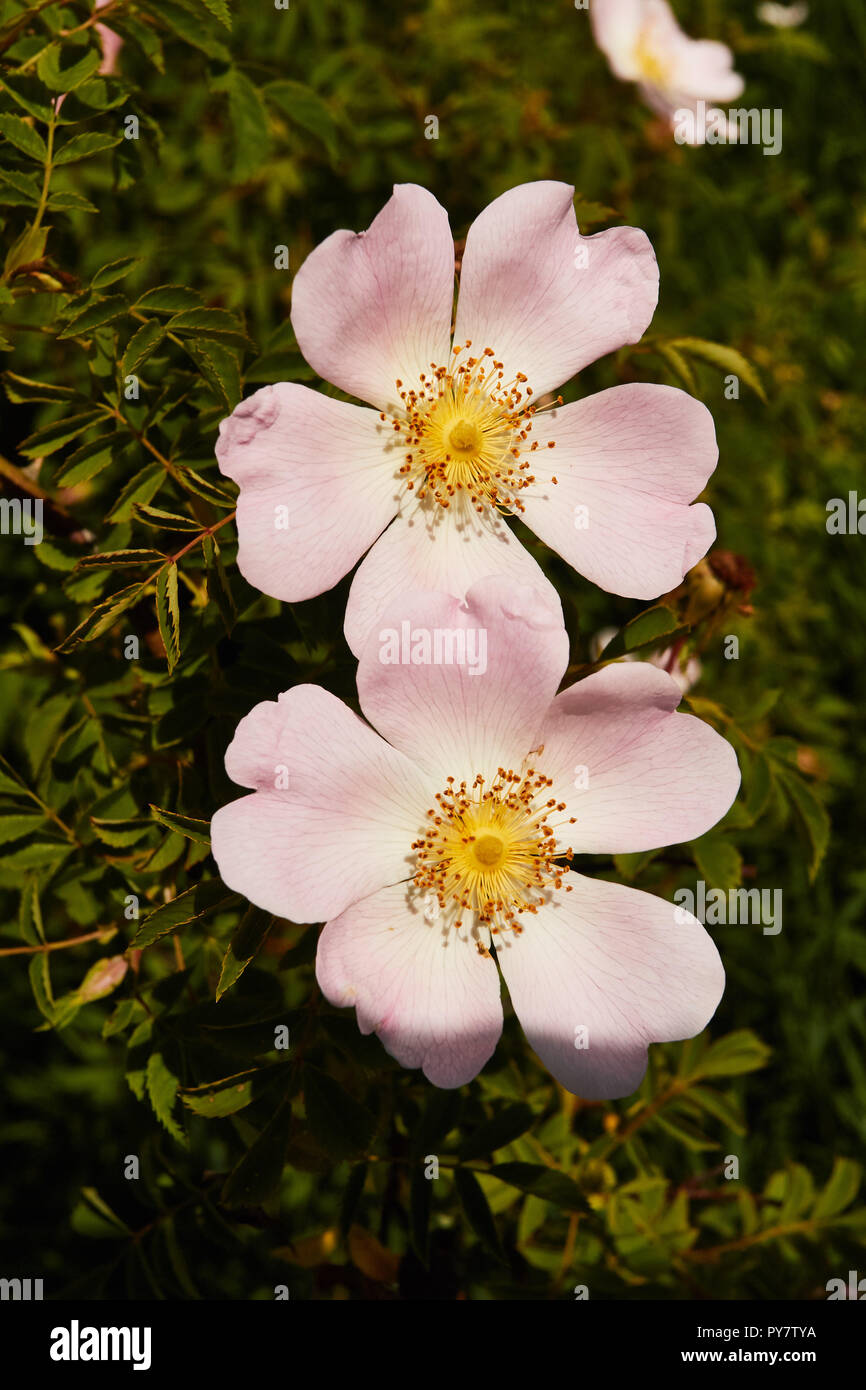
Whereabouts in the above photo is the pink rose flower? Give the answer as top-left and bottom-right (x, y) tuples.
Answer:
(216, 181), (718, 655)
(590, 0), (745, 144)
(211, 578), (739, 1097)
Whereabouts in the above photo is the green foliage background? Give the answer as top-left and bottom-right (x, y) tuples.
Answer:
(0, 0), (863, 1299)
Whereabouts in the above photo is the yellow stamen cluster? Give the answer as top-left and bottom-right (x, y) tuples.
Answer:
(411, 761), (576, 943)
(382, 342), (560, 516)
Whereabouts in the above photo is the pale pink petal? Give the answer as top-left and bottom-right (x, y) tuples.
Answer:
(453, 182), (658, 396)
(215, 383), (400, 602)
(316, 883), (503, 1088)
(668, 40), (745, 102)
(211, 685), (431, 922)
(536, 662), (740, 852)
(355, 575), (568, 785)
(496, 873), (724, 1098)
(590, 0), (645, 79)
(290, 184), (455, 411)
(344, 498), (562, 656)
(519, 384), (717, 599)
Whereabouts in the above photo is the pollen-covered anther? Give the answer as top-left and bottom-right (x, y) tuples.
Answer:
(388, 349), (561, 516)
(411, 765), (575, 933)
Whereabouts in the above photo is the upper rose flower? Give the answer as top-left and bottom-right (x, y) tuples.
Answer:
(215, 181), (719, 655)
(590, 0), (745, 143)
(210, 577), (740, 1098)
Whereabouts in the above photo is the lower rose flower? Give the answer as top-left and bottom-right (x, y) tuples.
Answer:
(211, 578), (740, 1098)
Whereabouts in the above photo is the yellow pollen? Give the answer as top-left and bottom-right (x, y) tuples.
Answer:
(472, 833), (505, 868)
(387, 343), (561, 517)
(411, 762), (577, 934)
(448, 419), (482, 456)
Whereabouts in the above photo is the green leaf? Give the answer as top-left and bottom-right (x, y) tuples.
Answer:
(182, 1075), (258, 1118)
(265, 80), (339, 162)
(458, 1103), (535, 1161)
(130, 879), (237, 949)
(146, 0), (230, 59)
(596, 606), (686, 662)
(454, 1168), (504, 1260)
(71, 1187), (131, 1239)
(0, 812), (45, 843)
(149, 806), (211, 845)
(691, 833), (743, 891)
(653, 342), (698, 394)
(668, 337), (767, 403)
(20, 407), (105, 457)
(46, 190), (100, 214)
(122, 318), (166, 375)
(133, 284), (204, 314)
(90, 256), (141, 290)
(53, 131), (124, 165)
(690, 1029), (772, 1080)
(0, 113), (47, 162)
(200, 0), (232, 30)
(75, 548), (166, 571)
(107, 462), (164, 521)
(166, 305), (252, 348)
(303, 1064), (376, 1161)
(133, 503), (200, 531)
(0, 166), (42, 203)
(156, 562), (181, 671)
(776, 769), (830, 882)
(813, 1158), (861, 1220)
(53, 435), (120, 486)
(145, 1052), (185, 1144)
(487, 1163), (588, 1212)
(219, 68), (270, 180)
(37, 44), (102, 94)
(57, 296), (128, 340)
(182, 337), (241, 411)
(55, 582), (144, 652)
(613, 848), (660, 881)
(221, 1101), (294, 1208)
(3, 370), (79, 404)
(28, 952), (55, 1021)
(202, 533), (236, 632)
(217, 905), (273, 1001)
(4, 222), (50, 277)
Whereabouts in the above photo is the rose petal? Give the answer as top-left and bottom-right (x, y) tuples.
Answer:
(290, 184), (455, 411)
(520, 383), (717, 599)
(316, 883), (503, 1088)
(344, 497), (562, 656)
(496, 873), (724, 1098)
(355, 575), (568, 784)
(536, 662), (741, 853)
(453, 181), (658, 397)
(211, 685), (432, 922)
(215, 382), (400, 602)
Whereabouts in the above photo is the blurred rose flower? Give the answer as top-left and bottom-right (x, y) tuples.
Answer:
(590, 0), (744, 144)
(95, 0), (123, 77)
(216, 181), (718, 654)
(211, 578), (739, 1097)
(756, 2), (808, 27)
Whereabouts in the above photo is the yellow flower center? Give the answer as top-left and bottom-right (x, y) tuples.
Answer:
(384, 342), (560, 516)
(634, 32), (673, 87)
(412, 762), (576, 942)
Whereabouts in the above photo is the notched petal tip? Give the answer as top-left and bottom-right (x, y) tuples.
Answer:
(216, 384), (281, 460)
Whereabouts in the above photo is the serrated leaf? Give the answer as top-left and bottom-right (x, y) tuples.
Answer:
(133, 284), (204, 313)
(55, 582), (143, 652)
(219, 67), (270, 180)
(776, 769), (830, 882)
(54, 435), (120, 486)
(133, 503), (200, 531)
(182, 337), (241, 411)
(156, 562), (181, 670)
(2, 370), (79, 404)
(691, 1029), (772, 1080)
(57, 296), (128, 340)
(37, 44), (102, 93)
(217, 906), (273, 1000)
(303, 1064), (375, 1161)
(90, 256), (141, 290)
(53, 131), (123, 165)
(0, 113), (47, 162)
(149, 806), (211, 844)
(122, 318), (165, 375)
(130, 879), (237, 949)
(0, 812), (45, 843)
(20, 407), (104, 457)
(75, 548), (166, 571)
(145, 1052), (185, 1143)
(46, 190), (101, 214)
